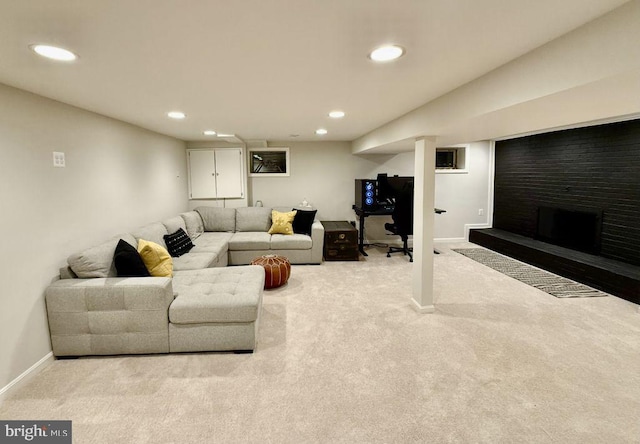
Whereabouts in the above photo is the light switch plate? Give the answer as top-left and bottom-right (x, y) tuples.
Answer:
(53, 151), (65, 167)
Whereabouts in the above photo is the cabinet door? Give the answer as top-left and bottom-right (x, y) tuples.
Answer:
(188, 150), (217, 198)
(214, 148), (244, 198)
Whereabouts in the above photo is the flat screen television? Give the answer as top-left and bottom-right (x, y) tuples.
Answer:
(536, 207), (602, 254)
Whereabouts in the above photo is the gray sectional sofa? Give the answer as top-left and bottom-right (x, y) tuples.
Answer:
(45, 206), (323, 357)
(190, 206), (324, 267)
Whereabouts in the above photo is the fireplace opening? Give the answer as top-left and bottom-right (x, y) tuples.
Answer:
(536, 206), (603, 255)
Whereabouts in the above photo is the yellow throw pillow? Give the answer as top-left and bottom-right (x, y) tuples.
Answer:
(137, 239), (173, 277)
(268, 210), (297, 235)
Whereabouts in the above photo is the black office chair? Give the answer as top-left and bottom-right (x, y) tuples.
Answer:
(385, 183), (413, 262)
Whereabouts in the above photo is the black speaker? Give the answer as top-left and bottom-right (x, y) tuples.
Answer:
(355, 179), (378, 210)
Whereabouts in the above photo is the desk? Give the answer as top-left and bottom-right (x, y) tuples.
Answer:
(352, 205), (446, 256)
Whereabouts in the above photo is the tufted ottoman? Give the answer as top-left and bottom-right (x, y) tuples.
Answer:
(169, 265), (265, 352)
(251, 254), (291, 289)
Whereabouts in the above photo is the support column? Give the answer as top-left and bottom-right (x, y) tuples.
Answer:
(412, 137), (436, 313)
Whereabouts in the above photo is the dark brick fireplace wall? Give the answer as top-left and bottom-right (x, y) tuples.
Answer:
(494, 119), (640, 266)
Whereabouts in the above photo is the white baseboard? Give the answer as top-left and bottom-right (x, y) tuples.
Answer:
(367, 239), (396, 245)
(368, 227), (490, 246)
(368, 237), (470, 246)
(464, 223), (491, 241)
(411, 298), (436, 313)
(0, 352), (54, 403)
(434, 237), (466, 243)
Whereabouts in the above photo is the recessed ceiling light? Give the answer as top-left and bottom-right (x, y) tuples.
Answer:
(316, 128), (328, 135)
(30, 44), (77, 61)
(203, 130), (216, 136)
(217, 133), (234, 138)
(369, 45), (405, 62)
(329, 111), (345, 119)
(167, 111), (186, 119)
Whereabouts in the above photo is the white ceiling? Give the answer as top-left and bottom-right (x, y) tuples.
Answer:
(0, 0), (631, 144)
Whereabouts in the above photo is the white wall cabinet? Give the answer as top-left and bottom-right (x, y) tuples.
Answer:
(188, 148), (244, 199)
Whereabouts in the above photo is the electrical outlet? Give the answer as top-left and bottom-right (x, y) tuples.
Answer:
(478, 208), (484, 216)
(53, 151), (65, 167)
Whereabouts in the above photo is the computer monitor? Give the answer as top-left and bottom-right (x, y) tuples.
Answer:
(376, 173), (413, 201)
(376, 173), (391, 201)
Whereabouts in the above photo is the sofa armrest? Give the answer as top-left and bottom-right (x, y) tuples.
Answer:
(310, 220), (325, 264)
(45, 277), (174, 356)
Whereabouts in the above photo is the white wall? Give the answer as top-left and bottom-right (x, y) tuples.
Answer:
(434, 141), (492, 241)
(0, 83), (188, 393)
(247, 140), (492, 243)
(357, 142), (493, 242)
(249, 141), (357, 220)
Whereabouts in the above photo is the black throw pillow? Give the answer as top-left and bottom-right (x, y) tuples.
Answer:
(292, 209), (317, 235)
(164, 228), (195, 257)
(114, 239), (150, 277)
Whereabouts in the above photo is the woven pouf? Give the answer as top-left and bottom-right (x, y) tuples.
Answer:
(251, 254), (291, 289)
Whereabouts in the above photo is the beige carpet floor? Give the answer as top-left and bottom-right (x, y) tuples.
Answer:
(1, 243), (639, 444)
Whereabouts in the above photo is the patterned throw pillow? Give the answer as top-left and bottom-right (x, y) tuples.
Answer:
(268, 210), (297, 235)
(163, 228), (194, 257)
(137, 239), (173, 277)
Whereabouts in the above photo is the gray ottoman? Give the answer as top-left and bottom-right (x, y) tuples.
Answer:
(169, 265), (265, 352)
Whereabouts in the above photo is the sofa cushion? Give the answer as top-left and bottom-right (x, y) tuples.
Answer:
(68, 233), (137, 278)
(195, 206), (236, 232)
(163, 228), (194, 257)
(180, 211), (204, 240)
(228, 232), (271, 251)
(190, 232), (232, 255)
(172, 252), (218, 271)
(137, 240), (173, 277)
(292, 209), (317, 235)
(170, 266), (264, 324)
(268, 210), (297, 235)
(235, 207), (272, 232)
(131, 222), (169, 249)
(162, 215), (187, 235)
(270, 233), (312, 250)
(114, 239), (151, 277)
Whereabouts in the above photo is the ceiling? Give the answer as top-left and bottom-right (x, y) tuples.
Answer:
(0, 0), (631, 144)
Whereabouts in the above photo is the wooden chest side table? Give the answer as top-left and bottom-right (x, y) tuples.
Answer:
(320, 221), (359, 261)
